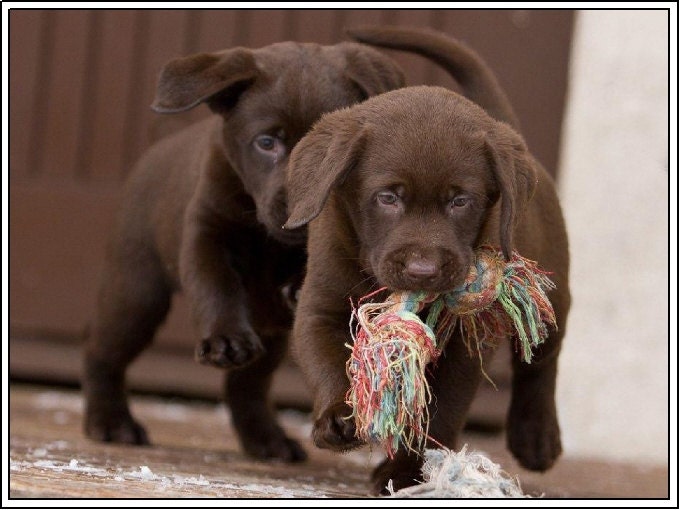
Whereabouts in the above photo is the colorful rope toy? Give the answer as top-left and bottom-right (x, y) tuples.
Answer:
(345, 245), (557, 457)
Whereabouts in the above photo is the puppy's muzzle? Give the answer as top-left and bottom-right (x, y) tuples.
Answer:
(379, 247), (467, 293)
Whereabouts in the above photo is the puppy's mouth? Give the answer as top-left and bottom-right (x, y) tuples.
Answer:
(271, 224), (308, 245)
(378, 272), (467, 295)
(257, 204), (308, 245)
(375, 256), (469, 294)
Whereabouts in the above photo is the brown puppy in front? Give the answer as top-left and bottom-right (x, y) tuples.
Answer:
(284, 27), (570, 493)
(82, 39), (406, 462)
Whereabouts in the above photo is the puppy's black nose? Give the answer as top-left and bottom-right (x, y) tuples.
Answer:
(405, 259), (439, 278)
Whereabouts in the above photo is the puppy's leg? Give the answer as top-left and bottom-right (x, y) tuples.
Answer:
(371, 450), (422, 496)
(506, 287), (568, 471)
(294, 315), (365, 452)
(83, 244), (171, 444)
(226, 333), (306, 462)
(370, 330), (486, 495)
(181, 220), (265, 369)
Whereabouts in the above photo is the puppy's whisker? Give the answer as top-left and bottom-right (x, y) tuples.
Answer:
(347, 275), (379, 295)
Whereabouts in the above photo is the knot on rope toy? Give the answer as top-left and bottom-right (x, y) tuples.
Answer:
(345, 246), (557, 457)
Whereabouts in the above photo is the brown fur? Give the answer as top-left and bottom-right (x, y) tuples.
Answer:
(81, 39), (405, 462)
(284, 27), (570, 494)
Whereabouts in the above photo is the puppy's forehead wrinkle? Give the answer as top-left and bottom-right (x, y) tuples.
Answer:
(255, 41), (320, 67)
(359, 133), (492, 197)
(355, 86), (498, 143)
(256, 42), (344, 88)
(249, 47), (359, 138)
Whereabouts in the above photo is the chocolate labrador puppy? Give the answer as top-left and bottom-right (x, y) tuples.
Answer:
(284, 27), (570, 493)
(82, 39), (406, 462)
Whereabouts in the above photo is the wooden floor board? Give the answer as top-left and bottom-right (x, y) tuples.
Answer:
(7, 383), (670, 501)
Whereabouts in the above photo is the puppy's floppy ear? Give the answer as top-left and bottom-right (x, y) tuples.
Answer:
(284, 112), (366, 229)
(151, 48), (257, 113)
(341, 42), (405, 98)
(485, 123), (538, 260)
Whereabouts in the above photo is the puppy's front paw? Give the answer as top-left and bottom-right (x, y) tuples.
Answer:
(243, 432), (307, 463)
(371, 454), (423, 495)
(195, 331), (264, 368)
(507, 404), (562, 471)
(312, 402), (364, 451)
(85, 409), (149, 445)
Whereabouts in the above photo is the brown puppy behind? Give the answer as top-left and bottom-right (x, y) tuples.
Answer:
(82, 39), (406, 462)
(285, 27), (570, 493)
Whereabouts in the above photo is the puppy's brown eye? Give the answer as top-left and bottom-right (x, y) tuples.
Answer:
(451, 195), (471, 208)
(253, 134), (288, 162)
(255, 135), (276, 151)
(376, 191), (399, 206)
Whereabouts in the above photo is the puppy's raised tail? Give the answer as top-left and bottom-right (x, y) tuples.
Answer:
(347, 26), (520, 130)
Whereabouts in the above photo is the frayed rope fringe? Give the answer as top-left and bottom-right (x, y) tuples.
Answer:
(386, 445), (531, 498)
